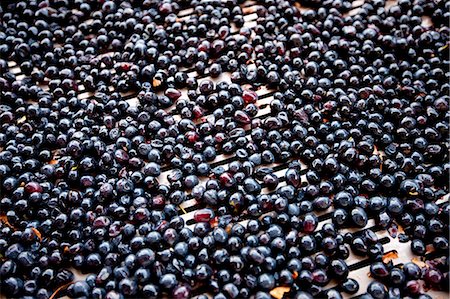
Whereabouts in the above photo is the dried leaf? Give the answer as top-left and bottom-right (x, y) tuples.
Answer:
(210, 217), (219, 228)
(292, 271), (298, 279)
(293, 2), (308, 12)
(0, 215), (13, 228)
(49, 282), (73, 299)
(270, 286), (291, 299)
(412, 257), (427, 268)
(31, 227), (42, 241)
(225, 224), (233, 234)
(152, 78), (161, 87)
(242, 6), (255, 14)
(373, 145), (379, 155)
(382, 251), (399, 263)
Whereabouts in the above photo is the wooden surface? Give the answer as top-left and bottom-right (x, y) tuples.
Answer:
(2, 0), (448, 298)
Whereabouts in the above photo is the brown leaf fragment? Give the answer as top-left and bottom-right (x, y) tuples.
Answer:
(373, 145), (379, 155)
(152, 78), (161, 87)
(270, 286), (291, 299)
(209, 217), (219, 228)
(293, 2), (308, 12)
(382, 251), (399, 263)
(31, 227), (42, 241)
(412, 257), (427, 268)
(0, 215), (13, 228)
(242, 6), (255, 14)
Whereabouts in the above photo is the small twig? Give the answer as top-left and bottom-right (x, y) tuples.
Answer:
(49, 281), (74, 299)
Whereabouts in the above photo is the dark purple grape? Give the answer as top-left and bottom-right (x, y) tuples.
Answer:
(340, 278), (359, 294)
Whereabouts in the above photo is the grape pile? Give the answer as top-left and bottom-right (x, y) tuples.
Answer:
(0, 0), (449, 298)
